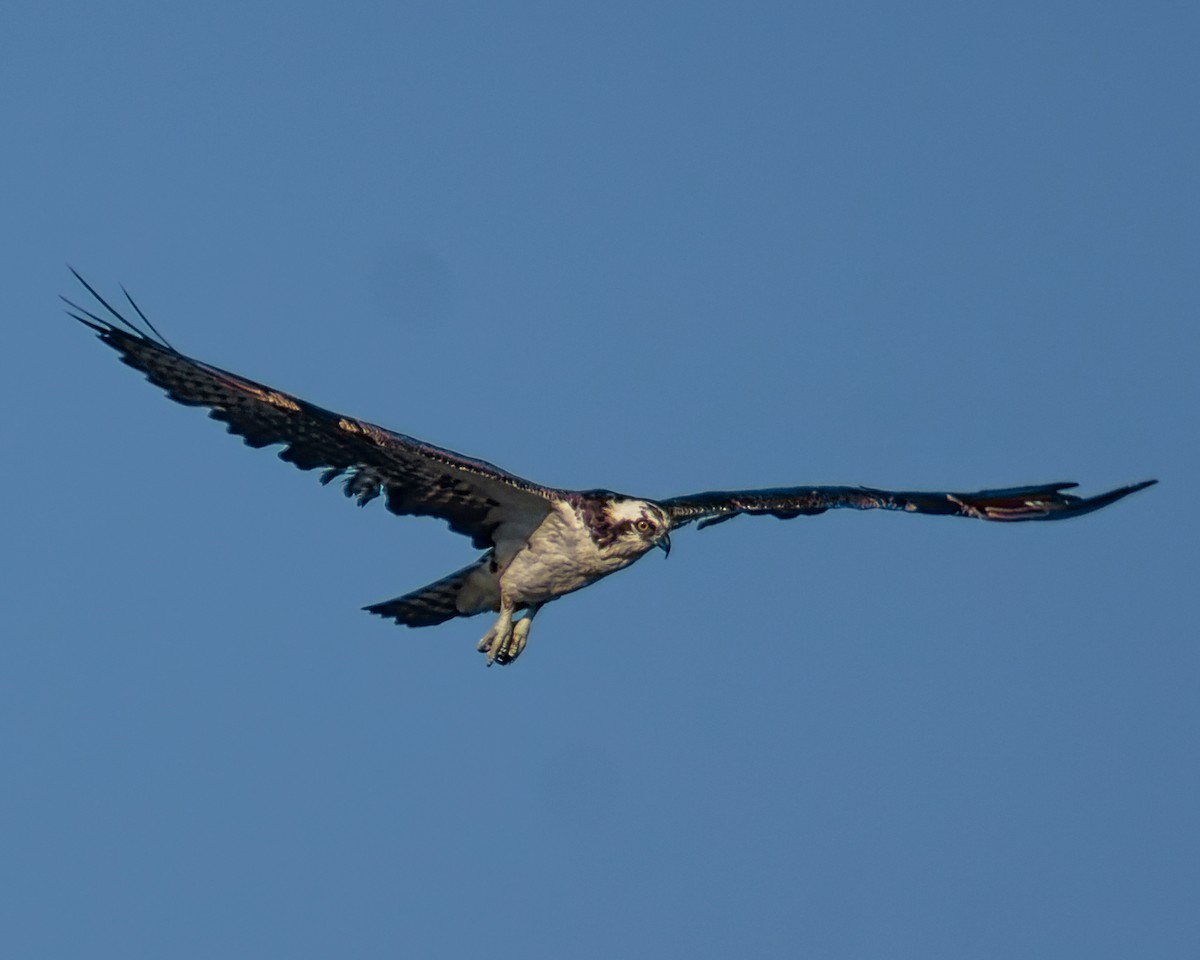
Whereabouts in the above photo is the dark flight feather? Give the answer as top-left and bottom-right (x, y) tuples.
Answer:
(68, 273), (559, 549)
(663, 480), (1157, 530)
(69, 271), (1155, 567)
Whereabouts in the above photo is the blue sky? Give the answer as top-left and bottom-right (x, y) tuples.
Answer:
(2, 2), (1196, 957)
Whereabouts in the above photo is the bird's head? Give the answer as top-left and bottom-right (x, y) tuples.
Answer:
(600, 498), (672, 558)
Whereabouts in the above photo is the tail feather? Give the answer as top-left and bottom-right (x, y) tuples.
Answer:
(364, 561), (484, 627)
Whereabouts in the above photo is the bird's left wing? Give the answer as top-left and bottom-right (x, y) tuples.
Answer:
(65, 272), (560, 548)
(662, 480), (1156, 531)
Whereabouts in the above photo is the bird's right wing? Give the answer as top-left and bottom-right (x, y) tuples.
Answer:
(67, 271), (560, 549)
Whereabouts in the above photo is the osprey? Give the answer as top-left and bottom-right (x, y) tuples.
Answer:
(66, 272), (1155, 665)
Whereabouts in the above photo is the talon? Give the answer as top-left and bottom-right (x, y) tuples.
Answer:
(479, 617), (513, 665)
(477, 602), (540, 666)
(486, 636), (509, 665)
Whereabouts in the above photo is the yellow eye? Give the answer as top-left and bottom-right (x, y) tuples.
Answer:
(636, 519), (651, 532)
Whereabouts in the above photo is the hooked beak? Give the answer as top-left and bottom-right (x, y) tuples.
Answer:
(657, 533), (671, 557)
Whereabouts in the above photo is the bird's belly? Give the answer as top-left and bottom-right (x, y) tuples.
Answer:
(499, 511), (631, 604)
(502, 551), (626, 603)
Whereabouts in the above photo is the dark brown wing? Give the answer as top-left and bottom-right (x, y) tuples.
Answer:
(662, 481), (1156, 531)
(65, 271), (559, 548)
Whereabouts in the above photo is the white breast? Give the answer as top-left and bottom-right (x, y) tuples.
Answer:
(499, 502), (638, 605)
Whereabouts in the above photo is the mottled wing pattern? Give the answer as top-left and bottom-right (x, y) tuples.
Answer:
(65, 272), (559, 548)
(662, 481), (1157, 531)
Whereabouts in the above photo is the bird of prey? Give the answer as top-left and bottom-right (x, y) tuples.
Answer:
(65, 272), (1155, 666)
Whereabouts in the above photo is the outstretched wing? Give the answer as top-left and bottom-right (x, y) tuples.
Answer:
(662, 480), (1156, 531)
(65, 271), (559, 548)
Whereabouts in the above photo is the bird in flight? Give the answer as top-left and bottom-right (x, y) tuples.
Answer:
(65, 271), (1155, 666)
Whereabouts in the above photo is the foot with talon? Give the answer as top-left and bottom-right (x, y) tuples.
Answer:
(476, 603), (541, 666)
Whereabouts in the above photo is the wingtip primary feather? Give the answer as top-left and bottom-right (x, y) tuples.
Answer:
(62, 303), (107, 334)
(65, 267), (170, 347)
(61, 292), (114, 331)
(120, 282), (174, 349)
(977, 477), (1157, 521)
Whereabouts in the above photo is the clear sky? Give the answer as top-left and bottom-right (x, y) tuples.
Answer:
(2, 2), (1196, 957)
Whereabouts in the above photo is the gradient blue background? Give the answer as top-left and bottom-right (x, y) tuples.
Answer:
(3, 3), (1196, 957)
